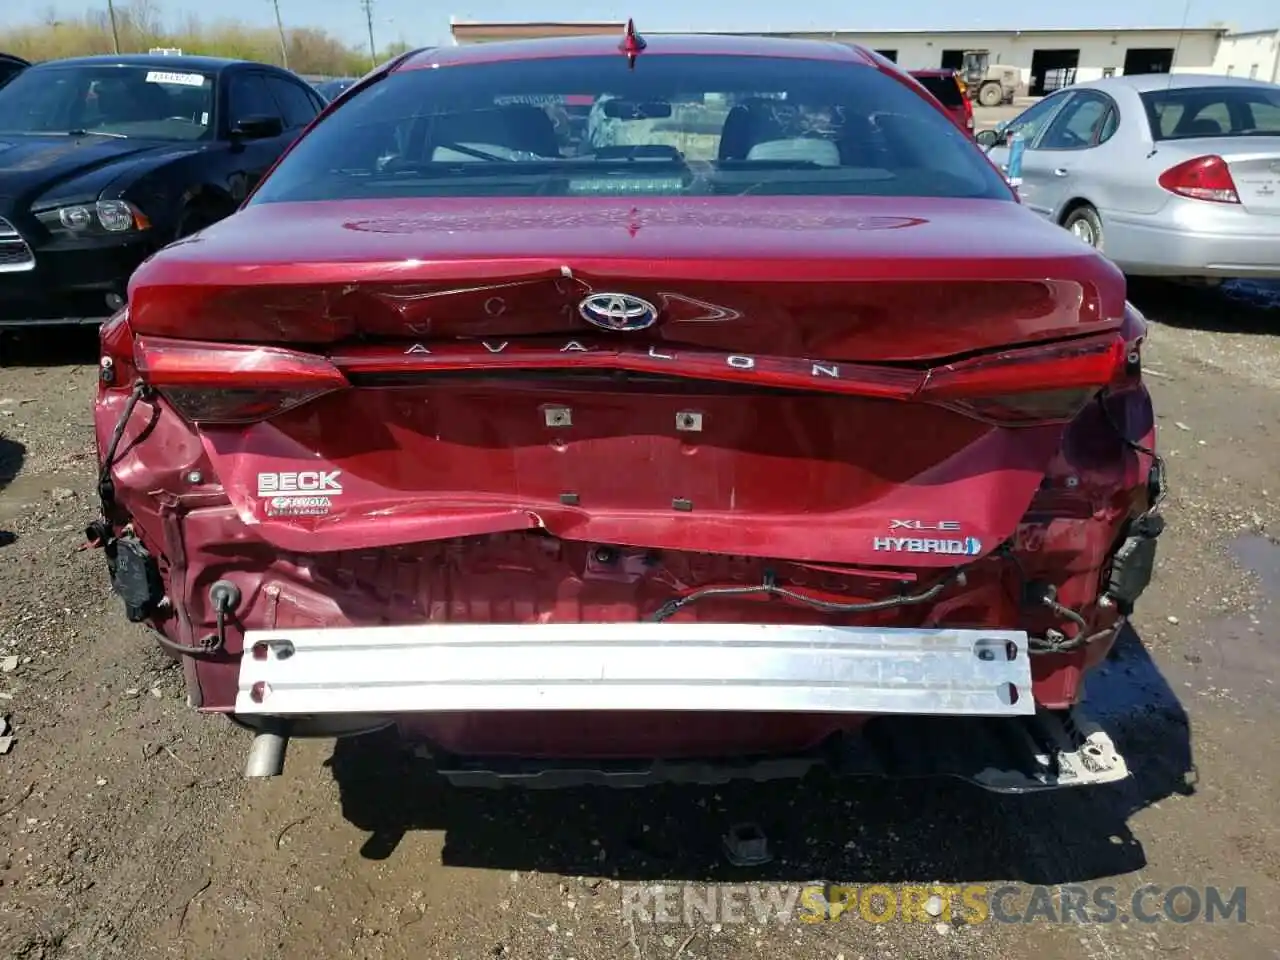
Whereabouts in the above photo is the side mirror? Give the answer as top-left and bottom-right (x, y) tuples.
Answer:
(230, 114), (284, 141)
(975, 129), (999, 149)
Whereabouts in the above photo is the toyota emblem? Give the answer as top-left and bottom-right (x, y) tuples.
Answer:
(578, 293), (659, 331)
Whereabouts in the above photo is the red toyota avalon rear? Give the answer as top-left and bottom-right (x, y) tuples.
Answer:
(91, 31), (1164, 791)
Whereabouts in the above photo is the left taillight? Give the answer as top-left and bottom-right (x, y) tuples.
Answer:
(134, 336), (349, 424)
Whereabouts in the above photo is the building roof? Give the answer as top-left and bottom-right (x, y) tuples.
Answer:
(405, 33), (868, 70)
(449, 19), (1233, 41)
(1218, 27), (1280, 38)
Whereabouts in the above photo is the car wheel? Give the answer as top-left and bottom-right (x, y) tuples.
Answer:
(1063, 205), (1104, 250)
(978, 82), (1003, 108)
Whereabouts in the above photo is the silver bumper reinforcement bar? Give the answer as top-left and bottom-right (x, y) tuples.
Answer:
(235, 622), (1034, 718)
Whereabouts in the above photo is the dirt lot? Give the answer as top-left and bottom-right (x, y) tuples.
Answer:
(1, 280), (1279, 960)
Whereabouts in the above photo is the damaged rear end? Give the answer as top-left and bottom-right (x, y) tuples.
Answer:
(89, 41), (1164, 792)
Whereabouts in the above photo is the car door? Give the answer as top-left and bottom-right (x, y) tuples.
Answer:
(222, 70), (291, 204)
(264, 73), (324, 142)
(984, 91), (1074, 207)
(1027, 91), (1117, 219)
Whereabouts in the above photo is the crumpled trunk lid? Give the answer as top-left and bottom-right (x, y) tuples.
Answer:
(189, 380), (1065, 563)
(127, 195), (1130, 566)
(128, 195), (1125, 353)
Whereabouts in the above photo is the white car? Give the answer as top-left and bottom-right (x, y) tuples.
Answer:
(978, 73), (1280, 282)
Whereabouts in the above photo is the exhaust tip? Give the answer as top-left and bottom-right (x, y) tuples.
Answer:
(244, 722), (290, 778)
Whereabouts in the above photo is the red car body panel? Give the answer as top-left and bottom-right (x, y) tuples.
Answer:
(91, 34), (1162, 786)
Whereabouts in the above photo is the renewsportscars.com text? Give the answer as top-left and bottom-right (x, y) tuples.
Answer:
(620, 883), (1247, 926)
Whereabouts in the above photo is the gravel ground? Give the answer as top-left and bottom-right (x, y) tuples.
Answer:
(1, 281), (1279, 960)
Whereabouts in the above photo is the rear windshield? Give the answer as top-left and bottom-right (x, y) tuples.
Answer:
(249, 54), (1012, 203)
(1141, 85), (1280, 141)
(913, 74), (964, 107)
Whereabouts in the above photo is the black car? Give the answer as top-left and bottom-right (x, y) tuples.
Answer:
(313, 77), (357, 102)
(0, 53), (28, 90)
(0, 54), (326, 328)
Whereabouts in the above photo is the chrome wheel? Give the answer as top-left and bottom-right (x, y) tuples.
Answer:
(1070, 218), (1097, 246)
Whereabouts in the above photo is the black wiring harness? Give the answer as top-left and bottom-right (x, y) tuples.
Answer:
(645, 567), (970, 623)
(95, 379), (150, 517)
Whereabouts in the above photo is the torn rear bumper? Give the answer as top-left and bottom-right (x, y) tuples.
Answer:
(235, 622), (1034, 717)
(426, 709), (1129, 793)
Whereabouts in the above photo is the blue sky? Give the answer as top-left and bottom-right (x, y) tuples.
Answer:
(2, 0), (1276, 48)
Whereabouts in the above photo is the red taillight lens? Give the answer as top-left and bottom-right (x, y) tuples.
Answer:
(99, 307), (137, 385)
(1158, 155), (1240, 204)
(921, 334), (1130, 423)
(135, 337), (348, 423)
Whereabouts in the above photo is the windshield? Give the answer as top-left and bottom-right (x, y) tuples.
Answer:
(1142, 85), (1280, 141)
(250, 54), (1012, 203)
(0, 63), (215, 140)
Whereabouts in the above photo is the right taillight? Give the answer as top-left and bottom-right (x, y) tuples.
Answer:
(1157, 155), (1240, 204)
(134, 336), (349, 423)
(921, 333), (1132, 424)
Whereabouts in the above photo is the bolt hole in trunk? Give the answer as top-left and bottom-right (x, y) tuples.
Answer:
(91, 40), (1162, 788)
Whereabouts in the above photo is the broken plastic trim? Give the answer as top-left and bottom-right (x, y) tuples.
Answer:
(106, 535), (164, 623)
(423, 707), (1129, 793)
(1104, 514), (1164, 616)
(723, 823), (771, 867)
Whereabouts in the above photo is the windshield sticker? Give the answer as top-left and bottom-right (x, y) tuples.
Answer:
(145, 71), (205, 87)
(200, 111), (209, 125)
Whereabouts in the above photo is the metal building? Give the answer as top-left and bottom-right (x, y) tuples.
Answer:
(448, 20), (1250, 96)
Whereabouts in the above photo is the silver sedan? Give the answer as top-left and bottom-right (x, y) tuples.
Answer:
(977, 73), (1280, 281)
